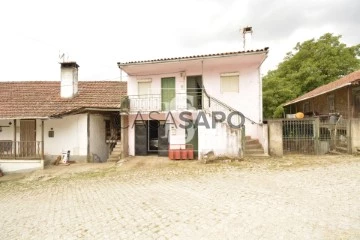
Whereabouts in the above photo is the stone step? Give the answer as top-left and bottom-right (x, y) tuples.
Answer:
(245, 143), (263, 149)
(246, 139), (260, 145)
(245, 149), (265, 154)
(335, 146), (348, 153)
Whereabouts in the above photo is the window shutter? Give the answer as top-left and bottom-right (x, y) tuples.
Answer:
(220, 73), (239, 93)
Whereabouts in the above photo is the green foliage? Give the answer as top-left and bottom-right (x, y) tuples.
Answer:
(263, 33), (360, 118)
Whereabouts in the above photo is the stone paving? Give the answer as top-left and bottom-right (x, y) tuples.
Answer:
(1, 157), (360, 239)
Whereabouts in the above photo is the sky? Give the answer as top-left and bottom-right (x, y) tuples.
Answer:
(0, 0), (359, 81)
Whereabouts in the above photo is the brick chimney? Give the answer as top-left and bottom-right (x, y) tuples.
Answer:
(60, 62), (79, 98)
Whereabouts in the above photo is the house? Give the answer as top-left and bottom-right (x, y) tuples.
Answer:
(283, 70), (360, 118)
(280, 70), (360, 155)
(117, 47), (269, 159)
(0, 62), (127, 173)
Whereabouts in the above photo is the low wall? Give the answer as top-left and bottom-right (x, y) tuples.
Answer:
(43, 155), (88, 165)
(0, 159), (44, 173)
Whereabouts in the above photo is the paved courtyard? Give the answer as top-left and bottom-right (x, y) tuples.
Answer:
(1, 156), (360, 239)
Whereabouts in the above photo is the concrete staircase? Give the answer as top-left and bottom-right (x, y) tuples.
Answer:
(107, 141), (122, 162)
(245, 136), (266, 156)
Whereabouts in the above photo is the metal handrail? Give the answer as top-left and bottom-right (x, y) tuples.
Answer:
(202, 88), (258, 124)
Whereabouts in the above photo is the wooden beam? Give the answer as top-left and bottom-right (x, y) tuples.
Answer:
(13, 119), (17, 159)
(41, 120), (44, 160)
(87, 113), (90, 162)
(347, 86), (352, 119)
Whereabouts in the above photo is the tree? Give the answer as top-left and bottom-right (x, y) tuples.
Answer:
(263, 33), (360, 118)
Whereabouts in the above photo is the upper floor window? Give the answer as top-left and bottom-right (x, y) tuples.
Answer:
(138, 79), (151, 96)
(220, 72), (239, 93)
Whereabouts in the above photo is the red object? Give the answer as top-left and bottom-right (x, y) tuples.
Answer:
(168, 149), (175, 160)
(187, 148), (194, 160)
(174, 149), (181, 160)
(181, 149), (188, 160)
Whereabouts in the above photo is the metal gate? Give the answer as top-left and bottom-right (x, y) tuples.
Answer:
(283, 119), (315, 154)
(283, 117), (350, 155)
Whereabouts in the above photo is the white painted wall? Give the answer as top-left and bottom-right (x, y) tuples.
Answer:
(198, 115), (242, 158)
(89, 114), (108, 162)
(0, 120), (14, 141)
(41, 114), (88, 158)
(0, 159), (43, 173)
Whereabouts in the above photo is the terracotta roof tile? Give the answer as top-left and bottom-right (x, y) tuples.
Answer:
(0, 81), (127, 119)
(118, 48), (269, 65)
(284, 70), (360, 106)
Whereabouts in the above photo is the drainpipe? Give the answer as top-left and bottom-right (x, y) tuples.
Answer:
(258, 53), (268, 123)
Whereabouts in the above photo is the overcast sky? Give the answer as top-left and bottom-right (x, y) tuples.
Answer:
(0, 0), (359, 81)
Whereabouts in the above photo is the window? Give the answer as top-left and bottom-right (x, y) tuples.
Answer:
(138, 79), (151, 96)
(220, 73), (239, 93)
(328, 95), (335, 112)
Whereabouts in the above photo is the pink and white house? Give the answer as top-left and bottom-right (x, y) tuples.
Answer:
(118, 47), (269, 159)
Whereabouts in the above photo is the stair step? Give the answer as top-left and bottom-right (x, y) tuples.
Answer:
(245, 149), (264, 154)
(245, 144), (263, 150)
(246, 139), (260, 144)
(335, 146), (348, 153)
(111, 150), (121, 154)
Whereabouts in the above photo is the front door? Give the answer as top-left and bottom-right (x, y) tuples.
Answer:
(161, 77), (176, 111)
(20, 120), (36, 157)
(186, 121), (198, 159)
(135, 121), (147, 156)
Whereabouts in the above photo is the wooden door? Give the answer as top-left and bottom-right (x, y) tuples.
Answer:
(161, 77), (176, 111)
(20, 120), (36, 157)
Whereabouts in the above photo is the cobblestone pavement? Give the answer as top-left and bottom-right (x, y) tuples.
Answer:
(1, 156), (360, 239)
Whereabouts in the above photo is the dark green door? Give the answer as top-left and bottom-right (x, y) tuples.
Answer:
(161, 77), (176, 111)
(186, 121), (198, 159)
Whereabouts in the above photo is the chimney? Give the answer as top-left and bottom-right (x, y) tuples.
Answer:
(243, 26), (253, 51)
(60, 62), (79, 98)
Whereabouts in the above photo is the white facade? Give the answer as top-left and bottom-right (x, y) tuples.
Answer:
(89, 114), (109, 162)
(42, 114), (88, 158)
(120, 50), (268, 157)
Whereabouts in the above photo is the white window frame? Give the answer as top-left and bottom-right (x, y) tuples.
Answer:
(137, 78), (152, 96)
(220, 72), (239, 93)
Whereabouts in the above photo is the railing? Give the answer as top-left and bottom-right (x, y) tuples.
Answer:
(202, 88), (257, 126)
(120, 88), (258, 126)
(0, 141), (43, 159)
(121, 89), (204, 112)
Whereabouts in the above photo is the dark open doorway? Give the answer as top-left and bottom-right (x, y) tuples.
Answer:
(187, 76), (203, 110)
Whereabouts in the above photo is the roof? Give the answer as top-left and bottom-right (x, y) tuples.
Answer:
(118, 48), (269, 66)
(0, 81), (127, 119)
(284, 70), (360, 106)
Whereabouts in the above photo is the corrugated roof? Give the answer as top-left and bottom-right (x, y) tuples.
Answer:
(284, 70), (360, 106)
(118, 48), (269, 65)
(0, 81), (127, 119)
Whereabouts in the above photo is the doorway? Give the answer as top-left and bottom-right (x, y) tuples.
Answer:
(20, 119), (36, 157)
(187, 76), (203, 110)
(134, 120), (169, 156)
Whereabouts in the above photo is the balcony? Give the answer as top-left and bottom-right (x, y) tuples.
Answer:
(121, 91), (204, 113)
